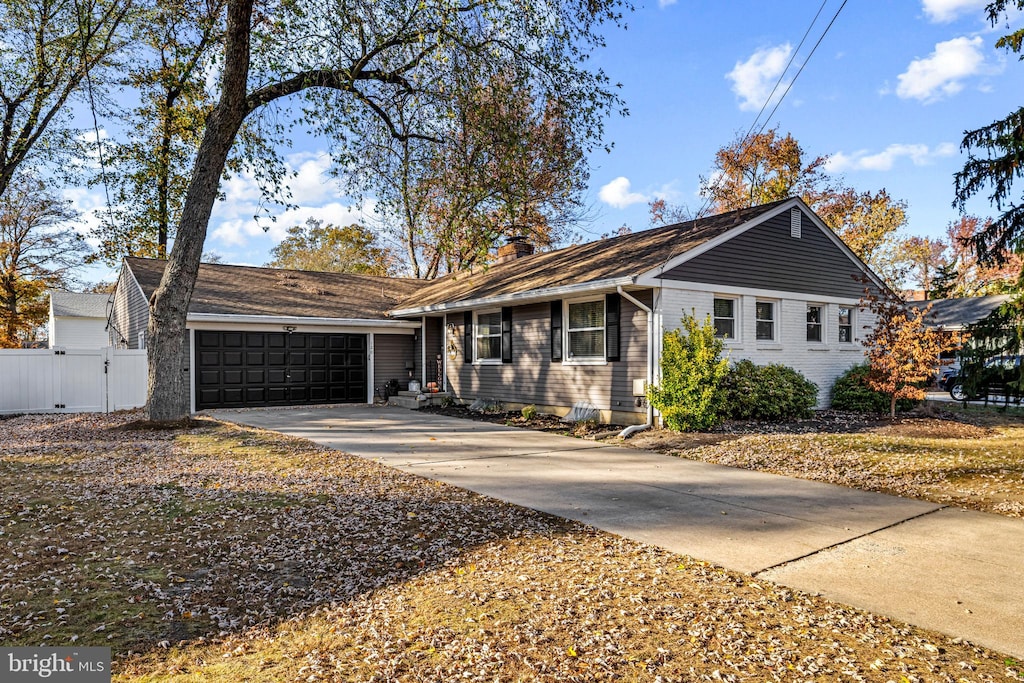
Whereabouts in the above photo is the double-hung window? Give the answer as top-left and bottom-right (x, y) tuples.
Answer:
(566, 299), (604, 361)
(806, 305), (823, 343)
(838, 307), (853, 343)
(475, 310), (502, 362)
(755, 301), (776, 341)
(713, 298), (736, 340)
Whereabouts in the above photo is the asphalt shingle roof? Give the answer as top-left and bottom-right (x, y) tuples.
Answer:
(50, 292), (110, 318)
(126, 258), (422, 320)
(393, 199), (793, 311)
(909, 294), (1011, 329)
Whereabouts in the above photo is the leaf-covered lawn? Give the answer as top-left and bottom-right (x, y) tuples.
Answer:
(1, 411), (1021, 681)
(623, 411), (1024, 518)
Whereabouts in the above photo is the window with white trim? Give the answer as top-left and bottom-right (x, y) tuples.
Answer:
(806, 305), (823, 343)
(838, 307), (854, 343)
(713, 297), (736, 339)
(566, 299), (604, 360)
(755, 300), (776, 341)
(474, 310), (502, 361)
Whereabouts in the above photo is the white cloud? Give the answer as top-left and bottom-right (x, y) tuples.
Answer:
(825, 142), (958, 172)
(726, 43), (793, 112)
(895, 36), (986, 101)
(211, 201), (371, 248)
(658, 0), (677, 7)
(598, 176), (648, 209)
(922, 0), (988, 23)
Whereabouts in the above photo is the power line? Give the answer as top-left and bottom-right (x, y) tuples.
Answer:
(698, 0), (849, 218)
(743, 0), (830, 143)
(755, 0), (849, 139)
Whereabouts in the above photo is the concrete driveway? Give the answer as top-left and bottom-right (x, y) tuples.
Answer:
(211, 404), (1024, 658)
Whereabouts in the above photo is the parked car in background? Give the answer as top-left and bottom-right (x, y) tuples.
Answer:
(947, 355), (1023, 401)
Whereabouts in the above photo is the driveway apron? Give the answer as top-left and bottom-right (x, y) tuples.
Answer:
(211, 404), (1024, 659)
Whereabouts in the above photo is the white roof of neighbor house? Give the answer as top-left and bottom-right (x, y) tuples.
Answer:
(50, 291), (111, 319)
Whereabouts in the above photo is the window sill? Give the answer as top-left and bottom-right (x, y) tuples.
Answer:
(474, 359), (503, 366)
(563, 358), (608, 366)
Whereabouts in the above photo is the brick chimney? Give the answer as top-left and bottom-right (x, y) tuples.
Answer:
(494, 236), (534, 264)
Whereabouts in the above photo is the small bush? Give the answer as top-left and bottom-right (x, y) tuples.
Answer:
(719, 360), (818, 421)
(521, 404), (537, 421)
(648, 312), (729, 432)
(831, 364), (919, 413)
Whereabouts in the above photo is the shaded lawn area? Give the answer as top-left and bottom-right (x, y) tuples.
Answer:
(617, 408), (1024, 518)
(1, 412), (1021, 682)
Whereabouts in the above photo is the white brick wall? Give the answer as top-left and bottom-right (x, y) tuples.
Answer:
(658, 285), (876, 408)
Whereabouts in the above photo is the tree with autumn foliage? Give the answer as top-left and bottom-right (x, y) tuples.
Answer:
(0, 176), (88, 347)
(655, 129), (911, 288)
(700, 128), (833, 212)
(901, 235), (948, 296)
(939, 215), (1022, 296)
(134, 0), (625, 420)
(266, 219), (395, 275)
(862, 290), (954, 417)
(373, 77), (589, 278)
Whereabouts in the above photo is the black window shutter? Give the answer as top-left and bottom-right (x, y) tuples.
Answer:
(463, 311), (473, 364)
(606, 293), (621, 362)
(550, 301), (563, 362)
(501, 307), (512, 363)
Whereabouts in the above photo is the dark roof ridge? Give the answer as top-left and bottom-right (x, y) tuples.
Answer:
(124, 256), (424, 284)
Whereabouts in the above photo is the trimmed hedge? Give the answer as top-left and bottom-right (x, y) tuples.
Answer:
(719, 360), (818, 421)
(830, 364), (919, 413)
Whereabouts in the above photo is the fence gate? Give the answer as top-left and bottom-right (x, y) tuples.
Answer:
(0, 348), (147, 414)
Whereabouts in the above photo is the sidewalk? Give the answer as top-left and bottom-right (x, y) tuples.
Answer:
(212, 404), (1024, 658)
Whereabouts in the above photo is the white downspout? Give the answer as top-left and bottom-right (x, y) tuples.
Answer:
(616, 286), (653, 437)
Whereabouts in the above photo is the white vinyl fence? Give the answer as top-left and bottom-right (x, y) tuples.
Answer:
(0, 348), (147, 414)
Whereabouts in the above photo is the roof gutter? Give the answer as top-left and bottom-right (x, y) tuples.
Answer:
(186, 313), (421, 329)
(389, 276), (637, 317)
(616, 286), (654, 437)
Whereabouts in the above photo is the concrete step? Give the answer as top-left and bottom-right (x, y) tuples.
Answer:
(388, 392), (452, 410)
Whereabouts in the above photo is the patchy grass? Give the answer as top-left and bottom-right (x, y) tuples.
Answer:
(1, 411), (1021, 682)
(620, 409), (1024, 518)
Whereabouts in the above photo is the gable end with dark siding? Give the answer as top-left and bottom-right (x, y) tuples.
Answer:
(659, 209), (870, 299)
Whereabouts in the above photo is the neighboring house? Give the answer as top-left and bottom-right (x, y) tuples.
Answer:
(909, 294), (1011, 332)
(109, 197), (886, 421)
(48, 291), (112, 348)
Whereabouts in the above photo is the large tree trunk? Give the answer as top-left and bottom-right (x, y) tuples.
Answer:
(145, 0), (253, 421)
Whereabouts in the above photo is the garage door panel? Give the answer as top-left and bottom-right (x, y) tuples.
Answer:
(196, 331), (368, 409)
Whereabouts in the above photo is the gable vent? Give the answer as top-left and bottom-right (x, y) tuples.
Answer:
(790, 208), (802, 238)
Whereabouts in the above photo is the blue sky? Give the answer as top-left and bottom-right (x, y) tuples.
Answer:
(74, 0), (1024, 283)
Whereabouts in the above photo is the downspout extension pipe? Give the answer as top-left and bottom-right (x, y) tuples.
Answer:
(616, 286), (654, 438)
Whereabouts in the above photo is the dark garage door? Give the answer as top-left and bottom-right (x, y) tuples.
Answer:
(195, 331), (367, 409)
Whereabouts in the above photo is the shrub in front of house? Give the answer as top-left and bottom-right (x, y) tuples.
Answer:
(830, 364), (919, 413)
(719, 360), (818, 421)
(648, 312), (730, 432)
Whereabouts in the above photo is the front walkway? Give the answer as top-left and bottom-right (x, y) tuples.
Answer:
(212, 404), (1024, 658)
